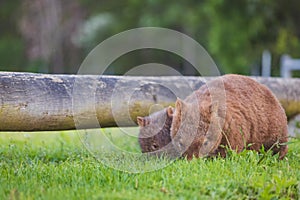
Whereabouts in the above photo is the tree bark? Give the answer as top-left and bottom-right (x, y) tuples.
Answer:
(0, 72), (299, 131)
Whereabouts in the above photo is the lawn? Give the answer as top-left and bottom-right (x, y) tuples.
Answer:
(0, 128), (299, 200)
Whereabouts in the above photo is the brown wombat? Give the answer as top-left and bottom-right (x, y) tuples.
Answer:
(138, 74), (288, 160)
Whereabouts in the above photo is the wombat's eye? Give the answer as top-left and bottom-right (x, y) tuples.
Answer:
(151, 144), (158, 150)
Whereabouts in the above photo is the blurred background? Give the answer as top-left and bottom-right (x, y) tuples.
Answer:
(1, 0), (300, 76)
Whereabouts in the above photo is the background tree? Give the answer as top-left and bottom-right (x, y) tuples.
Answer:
(20, 0), (85, 73)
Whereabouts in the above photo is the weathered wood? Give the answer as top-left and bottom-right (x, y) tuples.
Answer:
(0, 72), (299, 131)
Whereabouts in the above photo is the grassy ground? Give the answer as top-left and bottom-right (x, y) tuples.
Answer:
(0, 128), (299, 200)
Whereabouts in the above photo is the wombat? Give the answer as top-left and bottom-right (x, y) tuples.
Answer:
(137, 74), (288, 160)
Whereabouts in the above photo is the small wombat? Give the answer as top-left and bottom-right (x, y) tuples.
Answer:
(138, 74), (288, 160)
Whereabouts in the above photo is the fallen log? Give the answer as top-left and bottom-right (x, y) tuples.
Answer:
(0, 72), (299, 131)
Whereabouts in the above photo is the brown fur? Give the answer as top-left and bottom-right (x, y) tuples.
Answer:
(171, 74), (288, 160)
(138, 74), (288, 160)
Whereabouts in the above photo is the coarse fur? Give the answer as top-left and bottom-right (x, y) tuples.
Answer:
(172, 74), (288, 159)
(137, 74), (288, 160)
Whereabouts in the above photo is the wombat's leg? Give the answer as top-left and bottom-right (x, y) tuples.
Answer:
(278, 145), (288, 160)
(199, 131), (222, 157)
(269, 142), (288, 160)
(267, 135), (288, 160)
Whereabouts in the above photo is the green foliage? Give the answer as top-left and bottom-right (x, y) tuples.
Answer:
(0, 1), (26, 71)
(296, 121), (300, 129)
(1, 0), (300, 74)
(76, 0), (300, 75)
(0, 37), (25, 71)
(202, 0), (268, 73)
(0, 130), (299, 199)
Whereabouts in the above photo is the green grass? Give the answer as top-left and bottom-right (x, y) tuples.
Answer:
(0, 128), (299, 200)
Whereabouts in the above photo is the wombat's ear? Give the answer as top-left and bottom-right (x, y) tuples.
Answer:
(209, 101), (219, 114)
(137, 117), (150, 127)
(167, 106), (174, 117)
(175, 98), (186, 113)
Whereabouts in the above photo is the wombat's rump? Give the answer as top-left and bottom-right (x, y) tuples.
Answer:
(138, 74), (288, 160)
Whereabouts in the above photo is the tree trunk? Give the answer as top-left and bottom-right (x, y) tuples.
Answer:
(19, 0), (84, 73)
(0, 72), (299, 131)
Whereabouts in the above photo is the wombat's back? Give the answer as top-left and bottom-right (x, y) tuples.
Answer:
(212, 74), (288, 158)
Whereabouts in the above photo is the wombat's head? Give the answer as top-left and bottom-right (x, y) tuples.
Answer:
(137, 106), (174, 153)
